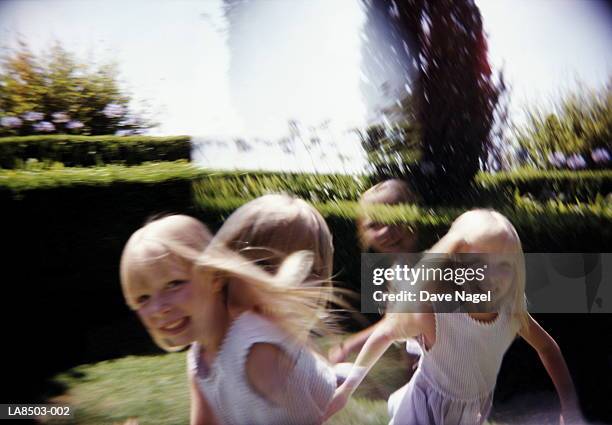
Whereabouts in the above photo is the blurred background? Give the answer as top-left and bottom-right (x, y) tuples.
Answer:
(0, 0), (610, 424)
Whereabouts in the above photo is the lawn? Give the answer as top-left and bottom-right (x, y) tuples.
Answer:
(41, 339), (560, 425)
(42, 339), (407, 425)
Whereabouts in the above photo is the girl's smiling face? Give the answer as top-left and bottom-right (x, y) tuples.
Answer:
(361, 218), (417, 253)
(461, 234), (518, 308)
(123, 243), (219, 349)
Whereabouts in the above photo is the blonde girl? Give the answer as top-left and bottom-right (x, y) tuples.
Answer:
(212, 193), (334, 285)
(329, 178), (421, 365)
(325, 209), (581, 425)
(121, 196), (340, 425)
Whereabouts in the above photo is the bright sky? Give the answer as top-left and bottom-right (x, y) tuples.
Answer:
(0, 0), (610, 171)
(476, 0), (612, 125)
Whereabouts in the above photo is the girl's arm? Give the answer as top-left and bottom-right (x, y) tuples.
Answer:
(323, 313), (427, 420)
(519, 314), (582, 423)
(328, 324), (377, 364)
(189, 372), (219, 425)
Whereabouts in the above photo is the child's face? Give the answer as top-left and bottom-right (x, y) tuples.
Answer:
(124, 252), (217, 349)
(462, 237), (517, 307)
(361, 218), (417, 253)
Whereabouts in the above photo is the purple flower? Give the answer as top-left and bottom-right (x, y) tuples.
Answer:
(23, 111), (44, 121)
(566, 154), (586, 170)
(1, 116), (22, 128)
(547, 151), (566, 168)
(103, 103), (125, 118)
(591, 148), (610, 164)
(52, 112), (70, 123)
(33, 121), (55, 133)
(66, 120), (84, 129)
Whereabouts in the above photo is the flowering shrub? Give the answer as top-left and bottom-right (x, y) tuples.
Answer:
(566, 153), (587, 170)
(33, 121), (55, 133)
(1, 116), (22, 128)
(22, 111), (44, 122)
(0, 42), (154, 136)
(515, 82), (611, 170)
(546, 149), (609, 170)
(592, 148), (610, 164)
(66, 120), (84, 130)
(102, 103), (125, 119)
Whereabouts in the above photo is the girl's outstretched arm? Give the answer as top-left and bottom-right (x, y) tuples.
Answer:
(328, 324), (377, 364)
(519, 314), (582, 424)
(323, 313), (427, 421)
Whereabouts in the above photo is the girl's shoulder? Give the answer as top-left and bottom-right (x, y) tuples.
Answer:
(233, 311), (291, 341)
(222, 311), (302, 361)
(245, 341), (297, 406)
(386, 311), (435, 340)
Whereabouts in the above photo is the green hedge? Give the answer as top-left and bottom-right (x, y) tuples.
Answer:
(0, 160), (204, 193)
(3, 163), (610, 397)
(192, 170), (366, 203)
(4, 164), (201, 389)
(4, 163), (609, 252)
(0, 135), (192, 168)
(193, 169), (612, 205)
(475, 169), (612, 203)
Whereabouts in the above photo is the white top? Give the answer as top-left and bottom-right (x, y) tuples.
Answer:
(388, 306), (520, 425)
(187, 311), (336, 425)
(419, 307), (518, 400)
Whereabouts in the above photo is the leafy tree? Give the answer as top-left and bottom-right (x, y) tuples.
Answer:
(362, 0), (507, 205)
(515, 81), (611, 170)
(0, 41), (153, 136)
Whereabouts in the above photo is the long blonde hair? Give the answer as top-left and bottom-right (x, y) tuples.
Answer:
(202, 194), (341, 341)
(214, 193), (334, 284)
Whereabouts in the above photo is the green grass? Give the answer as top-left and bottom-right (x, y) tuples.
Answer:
(44, 354), (190, 425)
(42, 341), (406, 425)
(42, 340), (503, 425)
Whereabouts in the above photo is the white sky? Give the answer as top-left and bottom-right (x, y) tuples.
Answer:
(0, 0), (610, 171)
(477, 0), (612, 125)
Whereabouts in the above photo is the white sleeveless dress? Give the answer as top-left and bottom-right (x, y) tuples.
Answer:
(388, 307), (519, 425)
(187, 311), (336, 425)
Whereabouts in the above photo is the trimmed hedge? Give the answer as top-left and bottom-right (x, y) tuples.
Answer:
(475, 169), (612, 203)
(3, 164), (611, 405)
(192, 170), (366, 203)
(193, 195), (611, 253)
(0, 160), (204, 193)
(3, 163), (609, 252)
(4, 164), (201, 398)
(0, 135), (192, 168)
(193, 169), (612, 205)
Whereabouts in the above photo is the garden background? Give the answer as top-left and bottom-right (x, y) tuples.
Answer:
(1, 1), (611, 424)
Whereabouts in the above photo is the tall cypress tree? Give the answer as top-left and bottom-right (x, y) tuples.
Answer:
(362, 0), (506, 205)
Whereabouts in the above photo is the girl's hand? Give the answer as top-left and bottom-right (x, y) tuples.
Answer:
(323, 385), (351, 422)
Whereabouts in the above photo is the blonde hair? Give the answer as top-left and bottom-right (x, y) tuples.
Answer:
(203, 194), (342, 342)
(446, 209), (529, 333)
(214, 194), (334, 284)
(358, 179), (419, 250)
(120, 214), (214, 352)
(121, 197), (341, 352)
